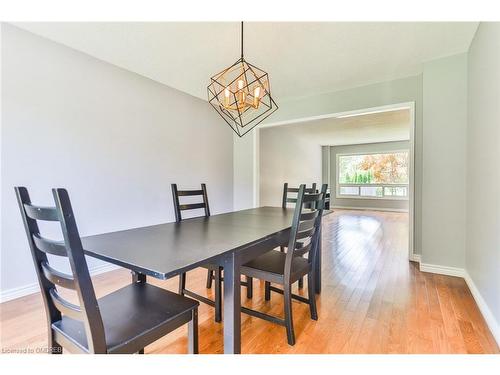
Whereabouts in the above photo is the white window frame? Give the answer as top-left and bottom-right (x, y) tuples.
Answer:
(336, 150), (410, 201)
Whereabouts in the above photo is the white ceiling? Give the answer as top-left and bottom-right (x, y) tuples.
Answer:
(13, 22), (478, 102)
(261, 109), (410, 146)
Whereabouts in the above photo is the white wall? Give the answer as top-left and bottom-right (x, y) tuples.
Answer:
(259, 128), (322, 207)
(466, 22), (500, 340)
(0, 24), (234, 299)
(421, 53), (468, 268)
(233, 132), (258, 210)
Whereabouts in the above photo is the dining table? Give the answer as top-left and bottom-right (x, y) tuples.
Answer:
(81, 206), (327, 354)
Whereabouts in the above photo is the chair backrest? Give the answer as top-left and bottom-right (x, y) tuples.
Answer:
(171, 183), (210, 222)
(282, 182), (317, 208)
(15, 187), (106, 353)
(284, 184), (328, 283)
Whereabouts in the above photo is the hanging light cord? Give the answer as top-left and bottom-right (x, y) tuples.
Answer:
(241, 21), (244, 59)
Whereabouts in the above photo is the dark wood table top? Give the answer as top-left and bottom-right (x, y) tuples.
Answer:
(82, 207), (300, 280)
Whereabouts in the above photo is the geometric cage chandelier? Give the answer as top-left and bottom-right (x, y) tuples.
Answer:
(207, 22), (278, 137)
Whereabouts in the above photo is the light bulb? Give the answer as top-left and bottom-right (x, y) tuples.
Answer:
(224, 87), (230, 107)
(237, 79), (245, 106)
(253, 86), (261, 108)
(254, 86), (261, 98)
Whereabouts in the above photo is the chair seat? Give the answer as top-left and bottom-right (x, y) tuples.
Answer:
(52, 283), (198, 354)
(241, 250), (310, 284)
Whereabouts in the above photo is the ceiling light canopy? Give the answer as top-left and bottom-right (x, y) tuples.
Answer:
(207, 22), (278, 137)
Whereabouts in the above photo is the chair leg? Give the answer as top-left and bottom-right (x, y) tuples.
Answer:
(188, 308), (199, 354)
(246, 276), (253, 299)
(214, 267), (222, 323)
(206, 269), (214, 289)
(284, 284), (296, 346)
(179, 273), (186, 295)
(307, 272), (318, 320)
(265, 281), (271, 301)
(298, 255), (305, 288)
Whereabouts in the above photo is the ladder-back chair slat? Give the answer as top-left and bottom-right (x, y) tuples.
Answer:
(49, 288), (83, 321)
(177, 190), (204, 196)
(33, 234), (67, 257)
(41, 261), (76, 290)
(179, 203), (206, 211)
(23, 203), (59, 221)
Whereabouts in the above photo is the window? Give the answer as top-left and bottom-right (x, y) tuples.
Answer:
(337, 150), (409, 200)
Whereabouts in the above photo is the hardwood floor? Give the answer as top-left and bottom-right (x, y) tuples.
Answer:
(1, 210), (498, 354)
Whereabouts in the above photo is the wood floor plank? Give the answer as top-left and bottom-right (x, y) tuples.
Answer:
(458, 319), (485, 354)
(1, 210), (498, 354)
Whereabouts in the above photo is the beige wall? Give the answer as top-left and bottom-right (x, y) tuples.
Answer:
(466, 22), (500, 338)
(0, 24), (234, 298)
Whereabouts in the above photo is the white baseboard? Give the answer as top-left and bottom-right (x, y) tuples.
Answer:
(89, 263), (121, 276)
(332, 205), (409, 213)
(464, 272), (500, 347)
(419, 263), (466, 278)
(0, 283), (40, 304)
(88, 263), (120, 277)
(0, 263), (120, 304)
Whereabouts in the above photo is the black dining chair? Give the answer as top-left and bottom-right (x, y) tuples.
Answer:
(282, 182), (317, 209)
(172, 183), (223, 323)
(280, 182), (318, 290)
(172, 184), (253, 322)
(239, 184), (327, 346)
(15, 187), (199, 354)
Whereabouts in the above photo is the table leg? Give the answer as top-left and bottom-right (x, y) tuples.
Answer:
(222, 253), (241, 354)
(314, 226), (322, 294)
(131, 271), (146, 284)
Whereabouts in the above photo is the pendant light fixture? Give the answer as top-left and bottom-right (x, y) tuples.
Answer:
(207, 22), (278, 137)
